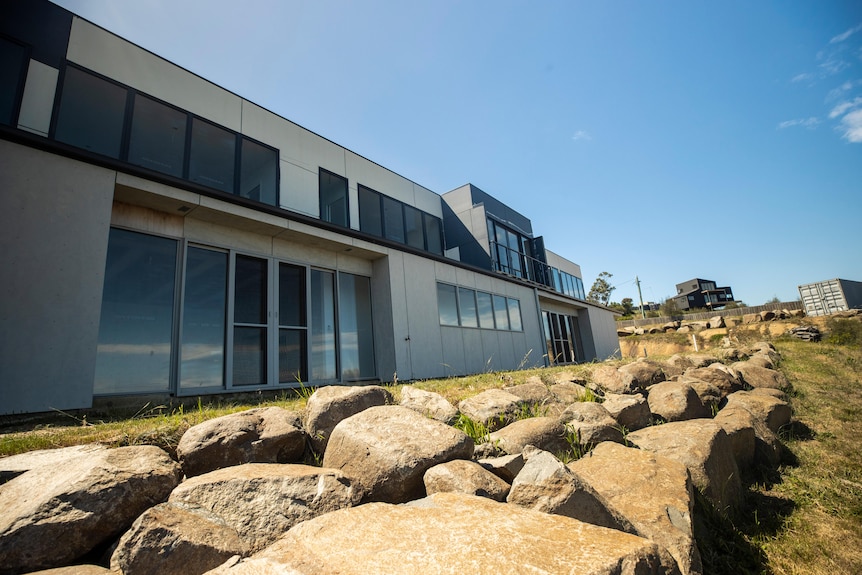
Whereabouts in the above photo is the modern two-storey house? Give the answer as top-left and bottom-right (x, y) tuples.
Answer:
(0, 0), (619, 415)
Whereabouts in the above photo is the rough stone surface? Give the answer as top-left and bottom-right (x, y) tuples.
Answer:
(723, 391), (792, 433)
(647, 381), (710, 422)
(477, 452), (525, 483)
(618, 360), (667, 388)
(398, 386), (458, 423)
(110, 501), (247, 575)
(680, 365), (744, 399)
(457, 388), (524, 429)
(177, 407), (305, 477)
(712, 405), (757, 468)
(487, 416), (569, 455)
(201, 493), (680, 575)
(0, 446), (181, 574)
(507, 447), (635, 533)
(627, 420), (742, 513)
(731, 363), (791, 391)
(558, 402), (624, 445)
(0, 444), (107, 485)
(571, 442), (702, 575)
(305, 385), (392, 454)
(590, 365), (640, 394)
(423, 459), (510, 501)
(603, 393), (652, 431)
(322, 405), (474, 503)
(686, 380), (723, 414)
(23, 567), (113, 575)
(503, 381), (553, 406)
(168, 463), (359, 552)
(549, 381), (591, 404)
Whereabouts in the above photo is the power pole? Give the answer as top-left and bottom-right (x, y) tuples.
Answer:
(636, 276), (646, 319)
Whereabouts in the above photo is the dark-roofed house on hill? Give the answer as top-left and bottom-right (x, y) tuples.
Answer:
(672, 278), (734, 311)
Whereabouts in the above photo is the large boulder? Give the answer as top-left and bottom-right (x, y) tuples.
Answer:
(457, 388), (524, 429)
(322, 405), (474, 503)
(731, 363), (791, 391)
(603, 393), (652, 431)
(477, 452), (525, 483)
(487, 416), (569, 455)
(618, 360), (666, 388)
(200, 493), (680, 575)
(110, 502), (247, 575)
(398, 386), (458, 423)
(0, 446), (181, 574)
(304, 385), (392, 454)
(0, 444), (107, 485)
(507, 446), (635, 534)
(549, 381), (591, 404)
(570, 442), (702, 575)
(176, 407), (305, 477)
(558, 402), (624, 446)
(168, 463), (359, 553)
(423, 459), (510, 501)
(627, 420), (742, 513)
(679, 364), (744, 399)
(647, 381), (710, 422)
(712, 404), (757, 468)
(504, 381), (553, 407)
(22, 567), (112, 575)
(723, 391), (792, 433)
(589, 365), (640, 394)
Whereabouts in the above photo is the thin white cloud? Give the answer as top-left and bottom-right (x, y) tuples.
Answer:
(777, 117), (820, 130)
(571, 130), (591, 141)
(792, 72), (813, 83)
(839, 108), (862, 142)
(829, 97), (862, 119)
(830, 23), (862, 44)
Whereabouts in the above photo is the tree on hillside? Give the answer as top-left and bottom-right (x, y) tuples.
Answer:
(621, 297), (634, 316)
(587, 272), (615, 306)
(660, 297), (680, 317)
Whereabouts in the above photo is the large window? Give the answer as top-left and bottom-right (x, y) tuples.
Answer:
(437, 282), (522, 331)
(278, 263), (307, 384)
(128, 94), (187, 178)
(319, 169), (348, 227)
(55, 66), (127, 158)
(232, 255), (268, 386)
(311, 269), (337, 381)
(487, 219), (531, 280)
(95, 229), (178, 394)
(338, 273), (376, 380)
(358, 184), (443, 255)
(52, 65), (278, 205)
(0, 37), (28, 126)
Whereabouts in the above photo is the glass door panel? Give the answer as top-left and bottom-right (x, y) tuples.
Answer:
(232, 255), (267, 386)
(311, 269), (337, 381)
(278, 262), (307, 384)
(180, 247), (227, 390)
(338, 272), (375, 380)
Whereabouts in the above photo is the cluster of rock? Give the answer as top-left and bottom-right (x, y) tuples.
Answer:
(788, 325), (821, 341)
(618, 309), (805, 336)
(0, 342), (794, 575)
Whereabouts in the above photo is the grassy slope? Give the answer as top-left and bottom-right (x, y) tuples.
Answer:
(1, 330), (860, 573)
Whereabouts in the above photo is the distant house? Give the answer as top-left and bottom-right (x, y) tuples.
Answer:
(672, 278), (734, 311)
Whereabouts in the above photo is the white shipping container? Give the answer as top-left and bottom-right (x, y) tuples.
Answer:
(798, 279), (862, 317)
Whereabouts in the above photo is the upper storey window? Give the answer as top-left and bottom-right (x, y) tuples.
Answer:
(357, 184), (444, 255)
(487, 219), (531, 279)
(55, 66), (127, 158)
(319, 169), (348, 227)
(51, 65), (278, 207)
(0, 37), (28, 126)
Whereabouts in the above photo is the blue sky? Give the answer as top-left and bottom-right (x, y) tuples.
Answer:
(55, 0), (862, 307)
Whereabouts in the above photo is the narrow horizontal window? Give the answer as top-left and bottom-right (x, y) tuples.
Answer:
(189, 118), (236, 194)
(55, 66), (127, 158)
(128, 94), (187, 178)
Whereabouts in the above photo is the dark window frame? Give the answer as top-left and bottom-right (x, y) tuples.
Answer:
(49, 63), (279, 206)
(0, 34), (31, 127)
(318, 167), (349, 228)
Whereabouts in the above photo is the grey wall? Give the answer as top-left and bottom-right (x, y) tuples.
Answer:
(0, 141), (115, 414)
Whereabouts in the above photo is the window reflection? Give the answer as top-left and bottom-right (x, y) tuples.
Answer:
(311, 269), (337, 380)
(95, 229), (177, 394)
(189, 118), (236, 194)
(55, 66), (127, 158)
(180, 247), (227, 389)
(129, 95), (187, 178)
(339, 273), (375, 380)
